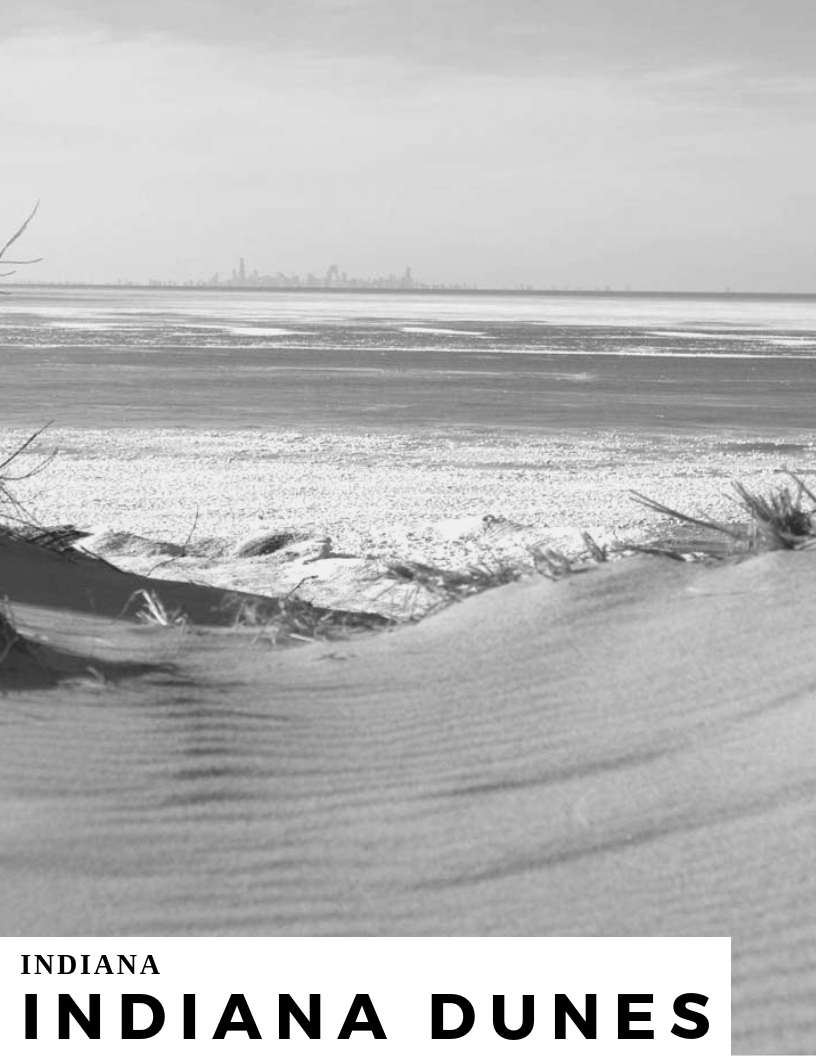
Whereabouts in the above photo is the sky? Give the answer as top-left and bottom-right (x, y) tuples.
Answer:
(2, 0), (816, 290)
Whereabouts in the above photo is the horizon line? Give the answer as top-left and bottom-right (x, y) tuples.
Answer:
(6, 280), (816, 300)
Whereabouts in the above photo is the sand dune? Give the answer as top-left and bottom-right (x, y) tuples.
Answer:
(0, 531), (387, 633)
(2, 539), (816, 1052)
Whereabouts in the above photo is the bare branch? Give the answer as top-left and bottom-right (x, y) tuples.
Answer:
(1, 447), (58, 482)
(0, 421), (55, 474)
(0, 201), (40, 263)
(0, 423), (56, 530)
(2, 257), (43, 265)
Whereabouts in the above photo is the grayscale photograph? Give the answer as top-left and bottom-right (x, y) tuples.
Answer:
(1, 2), (815, 1052)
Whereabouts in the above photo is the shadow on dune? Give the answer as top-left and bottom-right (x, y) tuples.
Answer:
(0, 625), (169, 690)
(0, 531), (389, 633)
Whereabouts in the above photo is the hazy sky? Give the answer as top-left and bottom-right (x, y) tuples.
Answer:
(3, 1), (815, 289)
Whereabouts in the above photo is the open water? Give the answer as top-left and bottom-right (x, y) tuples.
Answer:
(1, 285), (815, 433)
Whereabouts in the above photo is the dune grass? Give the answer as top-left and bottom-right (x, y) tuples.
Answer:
(231, 589), (390, 646)
(382, 534), (608, 617)
(630, 474), (816, 559)
(385, 557), (522, 602)
(385, 476), (816, 618)
(128, 588), (190, 629)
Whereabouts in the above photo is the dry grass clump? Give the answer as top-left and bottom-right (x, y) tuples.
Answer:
(630, 474), (816, 560)
(386, 557), (521, 597)
(579, 531), (610, 564)
(383, 537), (608, 617)
(384, 557), (523, 616)
(732, 479), (816, 547)
(231, 589), (390, 646)
(530, 534), (609, 578)
(128, 589), (189, 629)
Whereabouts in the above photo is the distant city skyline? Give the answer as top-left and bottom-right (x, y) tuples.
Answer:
(198, 258), (425, 290)
(9, 255), (794, 297)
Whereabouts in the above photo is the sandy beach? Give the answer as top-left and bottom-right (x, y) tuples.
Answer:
(6, 424), (814, 613)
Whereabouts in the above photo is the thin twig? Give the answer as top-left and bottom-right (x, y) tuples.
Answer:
(0, 201), (40, 263)
(180, 503), (199, 557)
(0, 421), (54, 474)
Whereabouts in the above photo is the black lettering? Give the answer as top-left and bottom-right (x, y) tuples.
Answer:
(672, 993), (709, 1040)
(58, 994), (101, 1040)
(21, 955), (30, 975)
(280, 994), (321, 1039)
(617, 994), (653, 1040)
(122, 994), (165, 1040)
(337, 994), (386, 1040)
(213, 994), (261, 1039)
(493, 995), (534, 1040)
(183, 994), (196, 1039)
(24, 995), (37, 1039)
(431, 995), (475, 1040)
(555, 994), (597, 1039)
